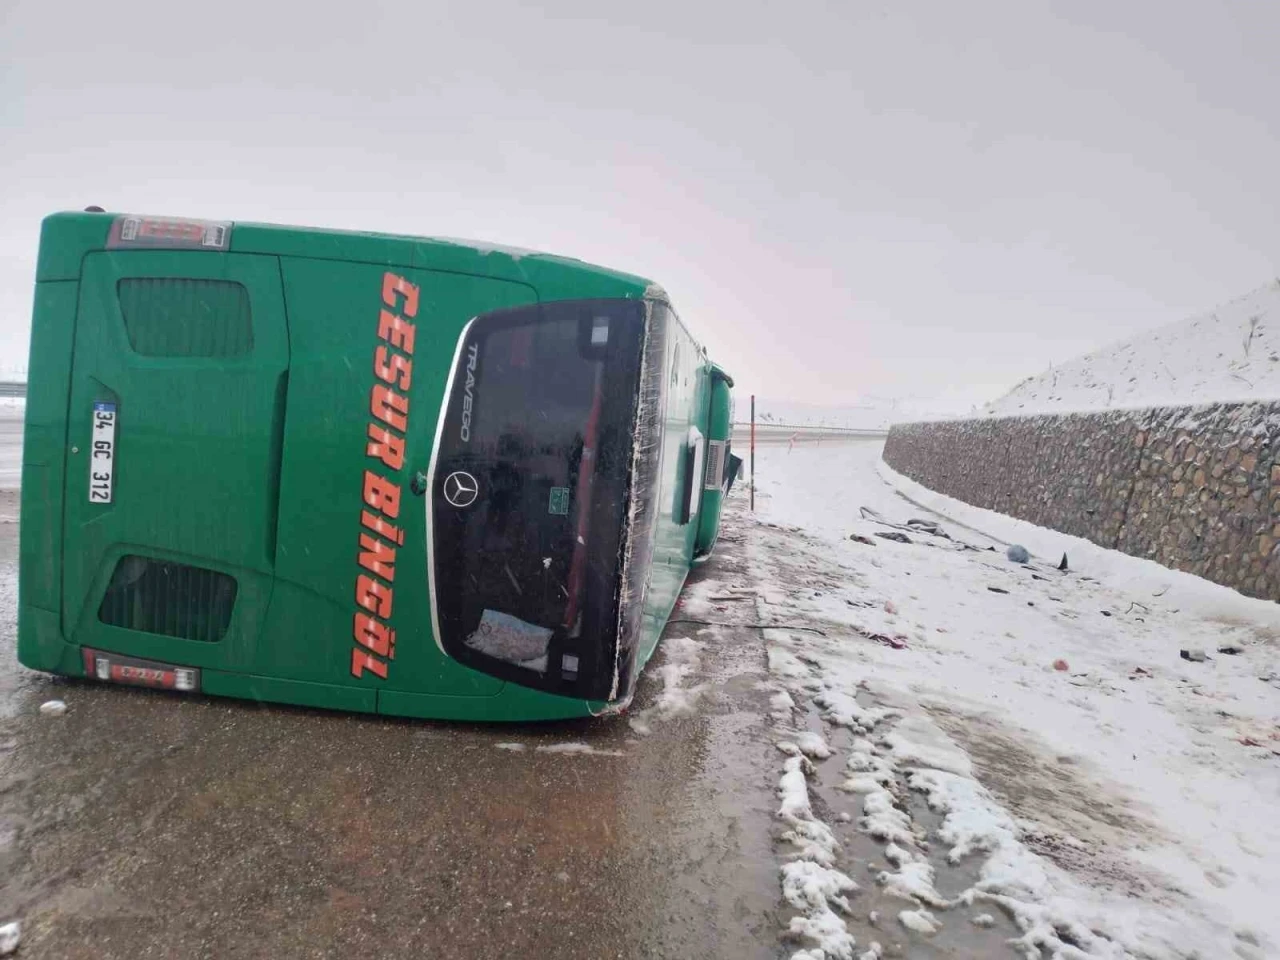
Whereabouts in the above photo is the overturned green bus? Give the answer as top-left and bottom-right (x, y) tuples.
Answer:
(19, 212), (739, 721)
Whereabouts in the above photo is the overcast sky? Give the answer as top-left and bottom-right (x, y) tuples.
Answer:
(2, 0), (1277, 412)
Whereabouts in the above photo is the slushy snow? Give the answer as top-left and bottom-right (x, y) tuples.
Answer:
(629, 635), (706, 734)
(533, 742), (625, 757)
(750, 437), (1280, 959)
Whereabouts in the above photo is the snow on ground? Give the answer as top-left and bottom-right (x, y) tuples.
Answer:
(628, 633), (709, 735)
(985, 281), (1280, 416)
(751, 438), (1279, 959)
(533, 742), (626, 757)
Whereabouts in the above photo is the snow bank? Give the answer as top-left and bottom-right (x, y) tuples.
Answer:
(876, 454), (1280, 628)
(985, 281), (1280, 416)
(747, 440), (1280, 958)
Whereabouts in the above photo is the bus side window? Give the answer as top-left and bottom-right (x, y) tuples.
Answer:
(676, 444), (694, 525)
(676, 427), (704, 525)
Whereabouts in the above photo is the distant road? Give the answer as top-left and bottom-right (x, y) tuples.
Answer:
(0, 407), (20, 489)
(731, 422), (888, 446)
(0, 382), (25, 399)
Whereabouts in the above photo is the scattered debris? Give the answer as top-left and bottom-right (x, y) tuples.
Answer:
(987, 586), (1010, 595)
(0, 921), (18, 956)
(1240, 737), (1265, 748)
(1031, 573), (1050, 582)
(1181, 649), (1209, 663)
(862, 632), (908, 650)
(884, 600), (898, 615)
(1053, 659), (1070, 672)
(1006, 544), (1030, 563)
(906, 518), (952, 539)
(1218, 645), (1243, 655)
(849, 534), (877, 547)
(1058, 553), (1069, 571)
(39, 700), (66, 716)
(860, 506), (944, 540)
(1130, 666), (1152, 679)
(874, 531), (912, 544)
(1101, 610), (1113, 617)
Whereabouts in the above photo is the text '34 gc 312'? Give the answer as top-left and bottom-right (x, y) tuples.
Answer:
(18, 211), (740, 720)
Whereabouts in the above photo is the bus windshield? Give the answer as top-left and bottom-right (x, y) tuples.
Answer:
(431, 299), (647, 700)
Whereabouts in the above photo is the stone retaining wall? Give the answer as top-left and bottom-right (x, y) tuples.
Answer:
(882, 402), (1280, 601)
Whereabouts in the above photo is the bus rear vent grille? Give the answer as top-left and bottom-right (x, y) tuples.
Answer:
(98, 556), (237, 642)
(704, 440), (727, 490)
(117, 278), (254, 358)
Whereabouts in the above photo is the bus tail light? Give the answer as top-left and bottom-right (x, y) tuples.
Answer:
(81, 648), (201, 693)
(105, 214), (232, 251)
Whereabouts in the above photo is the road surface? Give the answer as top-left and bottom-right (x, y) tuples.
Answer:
(0, 406), (784, 960)
(4, 405), (1276, 959)
(0, 405), (20, 489)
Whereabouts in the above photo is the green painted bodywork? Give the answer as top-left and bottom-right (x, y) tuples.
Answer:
(18, 212), (730, 721)
(694, 364), (735, 561)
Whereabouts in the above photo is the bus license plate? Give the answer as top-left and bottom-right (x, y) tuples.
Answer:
(89, 402), (117, 503)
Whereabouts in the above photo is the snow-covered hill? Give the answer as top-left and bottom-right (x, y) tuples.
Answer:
(985, 281), (1280, 417)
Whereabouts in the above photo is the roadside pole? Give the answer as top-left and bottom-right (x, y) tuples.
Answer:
(750, 395), (756, 512)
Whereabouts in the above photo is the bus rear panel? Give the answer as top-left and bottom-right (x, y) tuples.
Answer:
(18, 212), (734, 721)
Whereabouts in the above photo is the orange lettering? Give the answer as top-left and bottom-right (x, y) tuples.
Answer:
(374, 346), (413, 391)
(366, 424), (405, 471)
(355, 574), (394, 618)
(353, 613), (396, 658)
(361, 509), (404, 546)
(377, 309), (417, 356)
(371, 383), (408, 432)
(381, 272), (420, 319)
(362, 471), (402, 519)
(351, 646), (389, 679)
(357, 532), (396, 581)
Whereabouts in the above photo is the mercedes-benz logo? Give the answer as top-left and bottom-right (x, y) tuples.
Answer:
(442, 471), (479, 508)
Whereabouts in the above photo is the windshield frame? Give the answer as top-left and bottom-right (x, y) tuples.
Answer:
(426, 297), (649, 700)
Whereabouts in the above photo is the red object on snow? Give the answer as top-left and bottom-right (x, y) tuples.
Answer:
(1053, 659), (1069, 672)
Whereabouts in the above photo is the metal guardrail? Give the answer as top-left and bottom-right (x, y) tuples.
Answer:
(732, 421), (889, 438)
(0, 381), (26, 399)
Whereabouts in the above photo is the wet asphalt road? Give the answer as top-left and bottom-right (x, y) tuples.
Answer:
(0, 406), (785, 959)
(0, 411), (20, 489)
